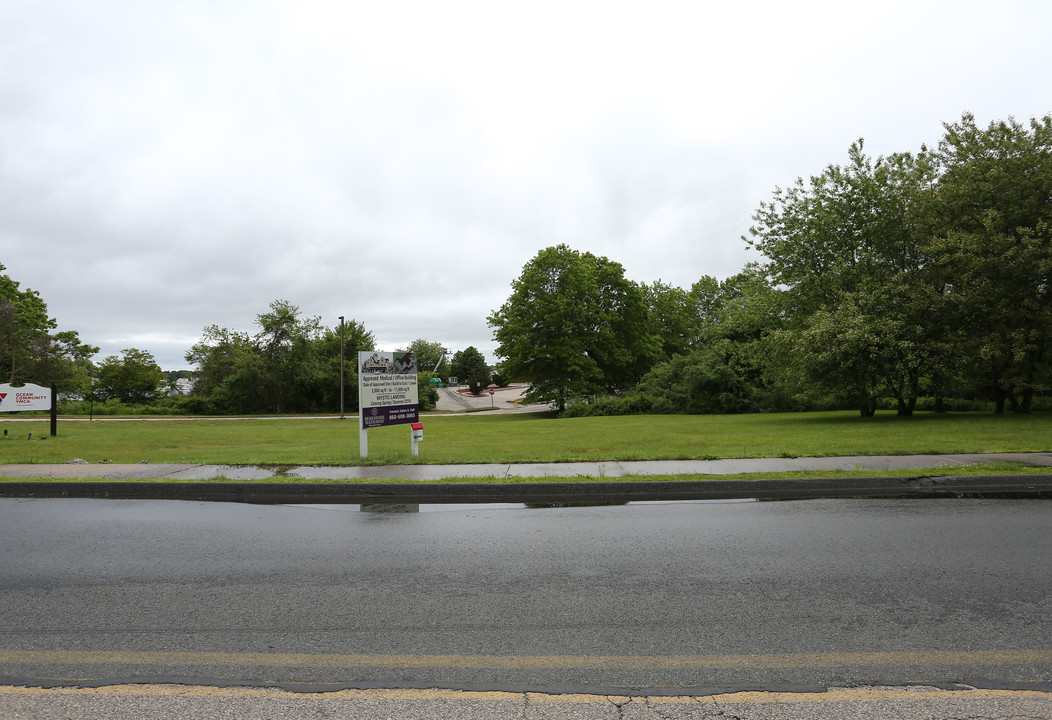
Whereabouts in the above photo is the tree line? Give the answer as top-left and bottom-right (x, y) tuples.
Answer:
(0, 280), (497, 414)
(489, 113), (1052, 416)
(5, 112), (1048, 417)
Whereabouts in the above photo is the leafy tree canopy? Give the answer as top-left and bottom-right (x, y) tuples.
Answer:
(747, 139), (948, 414)
(488, 244), (659, 411)
(94, 348), (165, 405)
(744, 112), (1052, 414)
(641, 280), (695, 357)
(926, 113), (1052, 412)
(451, 346), (489, 395)
(0, 263), (97, 392)
(185, 300), (374, 414)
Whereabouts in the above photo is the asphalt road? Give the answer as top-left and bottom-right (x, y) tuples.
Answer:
(1, 495), (1049, 699)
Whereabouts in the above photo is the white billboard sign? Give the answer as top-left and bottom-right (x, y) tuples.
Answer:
(0, 383), (52, 412)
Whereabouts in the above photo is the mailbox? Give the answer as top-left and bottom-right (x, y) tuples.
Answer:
(411, 422), (423, 441)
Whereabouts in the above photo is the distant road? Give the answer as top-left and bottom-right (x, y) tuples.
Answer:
(436, 384), (550, 413)
(3, 384), (547, 421)
(1, 497), (1048, 694)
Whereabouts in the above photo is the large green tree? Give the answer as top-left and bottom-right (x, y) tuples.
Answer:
(451, 346), (489, 395)
(184, 325), (260, 413)
(0, 264), (97, 392)
(640, 280), (695, 357)
(686, 267), (789, 411)
(488, 245), (658, 411)
(927, 113), (1052, 413)
(747, 142), (940, 415)
(94, 348), (165, 405)
(254, 300), (326, 413)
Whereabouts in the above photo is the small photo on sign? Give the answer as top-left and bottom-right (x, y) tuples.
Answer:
(360, 353), (394, 374)
(393, 352), (416, 374)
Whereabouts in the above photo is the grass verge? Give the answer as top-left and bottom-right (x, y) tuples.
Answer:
(0, 411), (1049, 465)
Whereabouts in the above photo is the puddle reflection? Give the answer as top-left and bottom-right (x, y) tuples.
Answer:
(285, 498), (756, 514)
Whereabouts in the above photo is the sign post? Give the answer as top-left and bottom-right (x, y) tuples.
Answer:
(410, 422), (423, 456)
(0, 383), (57, 436)
(358, 351), (420, 458)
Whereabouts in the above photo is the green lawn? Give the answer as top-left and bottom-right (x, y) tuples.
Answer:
(1, 410), (1050, 466)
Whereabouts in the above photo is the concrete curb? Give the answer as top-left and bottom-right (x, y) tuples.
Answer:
(2, 474), (1051, 504)
(2, 452), (1050, 482)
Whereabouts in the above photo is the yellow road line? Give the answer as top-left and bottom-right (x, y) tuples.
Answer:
(1, 648), (1049, 670)
(0, 684), (1048, 706)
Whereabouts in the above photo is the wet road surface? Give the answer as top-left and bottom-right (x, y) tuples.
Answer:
(0, 497), (1049, 695)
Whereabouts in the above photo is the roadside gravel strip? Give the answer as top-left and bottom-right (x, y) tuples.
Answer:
(1, 684), (1049, 720)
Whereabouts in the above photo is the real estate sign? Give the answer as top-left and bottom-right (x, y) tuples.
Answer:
(358, 351), (419, 429)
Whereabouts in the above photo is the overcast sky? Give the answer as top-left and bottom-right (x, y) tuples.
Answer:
(2, 1), (1050, 370)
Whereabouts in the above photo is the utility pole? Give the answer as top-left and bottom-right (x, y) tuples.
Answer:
(339, 316), (345, 420)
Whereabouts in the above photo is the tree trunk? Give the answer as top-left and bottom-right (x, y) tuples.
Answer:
(896, 396), (916, 416)
(934, 396), (945, 413)
(859, 396), (876, 417)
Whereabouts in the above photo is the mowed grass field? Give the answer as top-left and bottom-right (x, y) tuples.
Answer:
(1, 411), (1050, 466)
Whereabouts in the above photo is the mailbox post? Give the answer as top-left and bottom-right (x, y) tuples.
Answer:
(410, 422), (423, 456)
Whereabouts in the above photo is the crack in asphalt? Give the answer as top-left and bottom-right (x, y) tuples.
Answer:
(708, 698), (745, 720)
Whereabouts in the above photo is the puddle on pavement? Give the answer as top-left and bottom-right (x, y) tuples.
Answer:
(285, 498), (756, 513)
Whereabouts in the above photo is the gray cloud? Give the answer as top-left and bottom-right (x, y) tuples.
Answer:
(2, 1), (1050, 369)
